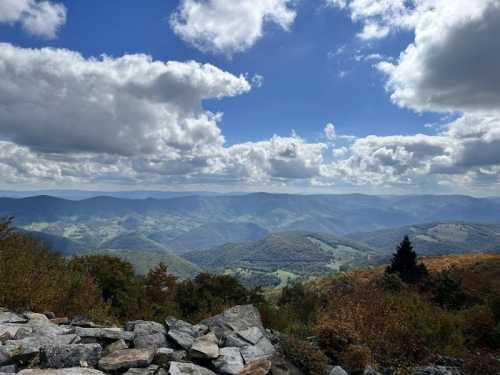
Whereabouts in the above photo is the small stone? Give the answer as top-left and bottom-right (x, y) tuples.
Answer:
(124, 365), (160, 375)
(0, 364), (16, 373)
(0, 312), (27, 324)
(168, 361), (216, 375)
(167, 330), (195, 350)
(134, 333), (167, 349)
(18, 369), (106, 375)
(98, 348), (155, 371)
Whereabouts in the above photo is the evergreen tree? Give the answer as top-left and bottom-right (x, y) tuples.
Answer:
(386, 236), (427, 284)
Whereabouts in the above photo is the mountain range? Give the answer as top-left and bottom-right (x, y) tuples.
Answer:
(1, 193), (500, 285)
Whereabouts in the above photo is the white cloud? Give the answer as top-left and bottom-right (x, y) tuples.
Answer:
(0, 43), (250, 158)
(0, 0), (66, 39)
(324, 123), (337, 140)
(0, 44), (332, 187)
(377, 0), (500, 113)
(170, 0), (296, 55)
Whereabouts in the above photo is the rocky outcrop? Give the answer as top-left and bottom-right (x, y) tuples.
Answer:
(0, 305), (285, 375)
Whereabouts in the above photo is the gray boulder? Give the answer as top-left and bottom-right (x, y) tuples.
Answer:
(98, 348), (155, 371)
(240, 336), (275, 364)
(212, 347), (244, 375)
(189, 333), (219, 359)
(3, 334), (80, 363)
(0, 364), (16, 373)
(167, 331), (195, 350)
(168, 362), (216, 375)
(133, 322), (166, 336)
(237, 327), (263, 345)
(40, 343), (102, 368)
(201, 305), (264, 339)
(76, 327), (134, 342)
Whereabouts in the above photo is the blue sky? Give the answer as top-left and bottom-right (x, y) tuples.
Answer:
(0, 0), (439, 144)
(0, 0), (499, 195)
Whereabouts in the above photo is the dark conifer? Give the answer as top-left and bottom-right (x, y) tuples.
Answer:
(386, 236), (428, 284)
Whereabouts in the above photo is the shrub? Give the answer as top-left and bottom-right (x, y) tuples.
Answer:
(281, 335), (329, 375)
(0, 219), (108, 320)
(339, 345), (372, 375)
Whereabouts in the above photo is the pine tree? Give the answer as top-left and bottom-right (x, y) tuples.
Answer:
(386, 236), (427, 284)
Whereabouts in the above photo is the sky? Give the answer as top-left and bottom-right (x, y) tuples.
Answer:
(0, 0), (499, 195)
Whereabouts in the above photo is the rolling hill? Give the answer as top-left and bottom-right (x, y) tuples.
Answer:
(182, 231), (379, 287)
(347, 222), (500, 255)
(88, 249), (202, 279)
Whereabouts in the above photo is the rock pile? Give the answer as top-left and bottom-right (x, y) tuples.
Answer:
(0, 306), (467, 375)
(0, 306), (287, 375)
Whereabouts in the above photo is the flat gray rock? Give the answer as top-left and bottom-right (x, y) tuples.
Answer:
(98, 348), (155, 371)
(154, 348), (186, 366)
(189, 333), (219, 359)
(167, 330), (195, 350)
(40, 343), (102, 368)
(76, 327), (134, 341)
(3, 334), (80, 362)
(237, 327), (263, 345)
(213, 347), (244, 375)
(240, 337), (275, 364)
(124, 365), (160, 375)
(0, 312), (27, 324)
(169, 362), (216, 375)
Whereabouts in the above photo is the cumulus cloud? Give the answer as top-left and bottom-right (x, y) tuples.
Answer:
(377, 0), (500, 113)
(0, 0), (66, 39)
(0, 43), (250, 157)
(170, 0), (296, 55)
(0, 43), (331, 187)
(329, 114), (500, 188)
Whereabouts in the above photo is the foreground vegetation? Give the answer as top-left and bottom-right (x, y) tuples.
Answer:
(1, 219), (500, 374)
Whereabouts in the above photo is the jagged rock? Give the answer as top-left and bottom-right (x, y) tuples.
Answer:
(103, 339), (128, 356)
(224, 333), (249, 348)
(167, 331), (195, 350)
(240, 336), (275, 364)
(0, 312), (27, 324)
(18, 369), (106, 375)
(330, 366), (349, 375)
(2, 334), (80, 363)
(168, 361), (216, 375)
(154, 348), (187, 366)
(192, 324), (209, 337)
(189, 333), (219, 359)
(237, 327), (263, 346)
(411, 367), (462, 375)
(201, 305), (264, 339)
(134, 333), (167, 349)
(239, 359), (272, 375)
(98, 348), (155, 371)
(212, 347), (244, 375)
(76, 327), (134, 342)
(40, 343), (102, 368)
